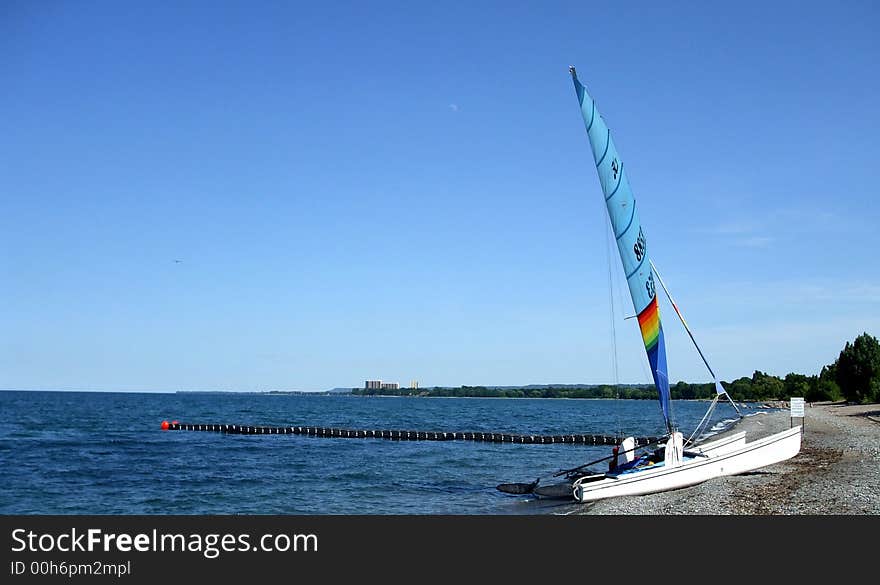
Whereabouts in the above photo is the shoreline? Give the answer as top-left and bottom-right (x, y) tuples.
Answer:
(551, 402), (880, 515)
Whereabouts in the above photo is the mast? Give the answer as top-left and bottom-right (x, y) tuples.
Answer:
(570, 66), (673, 435)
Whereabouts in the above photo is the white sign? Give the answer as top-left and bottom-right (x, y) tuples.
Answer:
(790, 397), (805, 418)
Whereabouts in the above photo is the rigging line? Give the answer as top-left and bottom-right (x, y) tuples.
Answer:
(605, 210), (619, 386)
(695, 402), (719, 444)
(649, 259), (742, 419)
(600, 200), (639, 404)
(603, 197), (621, 438)
(650, 260), (715, 378)
(685, 395), (719, 446)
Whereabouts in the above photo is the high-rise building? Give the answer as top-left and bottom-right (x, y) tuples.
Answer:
(410, 380), (419, 389)
(365, 380), (399, 390)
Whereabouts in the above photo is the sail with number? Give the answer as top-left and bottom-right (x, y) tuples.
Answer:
(569, 66), (672, 433)
(498, 67), (802, 503)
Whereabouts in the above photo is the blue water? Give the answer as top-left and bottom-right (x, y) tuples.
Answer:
(0, 391), (743, 514)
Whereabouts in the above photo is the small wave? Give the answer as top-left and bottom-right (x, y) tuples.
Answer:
(711, 418), (738, 431)
(697, 417), (740, 440)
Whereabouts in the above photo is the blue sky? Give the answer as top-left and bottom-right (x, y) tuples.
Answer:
(2, 1), (878, 391)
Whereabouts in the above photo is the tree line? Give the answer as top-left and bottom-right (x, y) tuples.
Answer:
(351, 332), (880, 404)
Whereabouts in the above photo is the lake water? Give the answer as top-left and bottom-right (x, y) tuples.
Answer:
(0, 391), (744, 514)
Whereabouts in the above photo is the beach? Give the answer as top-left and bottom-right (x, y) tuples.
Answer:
(579, 402), (880, 515)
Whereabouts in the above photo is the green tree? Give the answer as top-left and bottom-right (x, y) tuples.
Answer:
(784, 373), (812, 400)
(672, 381), (695, 399)
(835, 332), (880, 403)
(750, 370), (785, 401)
(807, 364), (841, 402)
(726, 376), (753, 401)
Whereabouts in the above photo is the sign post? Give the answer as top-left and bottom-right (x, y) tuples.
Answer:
(790, 397), (805, 430)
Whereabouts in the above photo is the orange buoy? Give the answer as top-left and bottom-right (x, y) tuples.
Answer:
(161, 420), (169, 430)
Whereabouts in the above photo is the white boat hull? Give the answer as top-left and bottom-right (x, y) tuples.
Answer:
(687, 430), (746, 456)
(572, 426), (802, 503)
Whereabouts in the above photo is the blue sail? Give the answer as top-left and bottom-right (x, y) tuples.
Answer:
(569, 67), (672, 432)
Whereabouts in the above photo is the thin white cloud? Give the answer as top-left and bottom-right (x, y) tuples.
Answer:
(711, 221), (761, 235)
(700, 218), (774, 247)
(714, 280), (880, 305)
(794, 283), (880, 304)
(672, 316), (880, 379)
(735, 235), (774, 248)
(705, 206), (849, 244)
(777, 207), (847, 231)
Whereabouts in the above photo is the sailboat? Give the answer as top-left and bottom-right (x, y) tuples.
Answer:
(565, 66), (802, 503)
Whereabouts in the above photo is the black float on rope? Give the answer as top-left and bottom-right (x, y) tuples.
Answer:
(160, 420), (661, 447)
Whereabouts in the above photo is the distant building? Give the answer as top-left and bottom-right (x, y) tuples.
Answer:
(410, 380), (419, 389)
(365, 380), (399, 390)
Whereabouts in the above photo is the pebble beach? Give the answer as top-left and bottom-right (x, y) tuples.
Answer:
(575, 402), (880, 515)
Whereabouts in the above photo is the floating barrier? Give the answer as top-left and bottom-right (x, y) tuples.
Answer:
(160, 421), (661, 446)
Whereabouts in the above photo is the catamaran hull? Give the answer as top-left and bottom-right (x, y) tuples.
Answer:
(572, 426), (802, 503)
(687, 430), (746, 457)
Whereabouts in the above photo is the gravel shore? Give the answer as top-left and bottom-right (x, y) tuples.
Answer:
(557, 402), (880, 515)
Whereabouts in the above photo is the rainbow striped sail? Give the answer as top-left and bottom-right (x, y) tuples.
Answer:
(570, 67), (672, 432)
